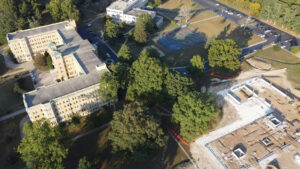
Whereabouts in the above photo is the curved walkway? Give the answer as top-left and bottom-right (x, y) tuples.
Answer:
(255, 56), (300, 65)
(0, 108), (26, 122)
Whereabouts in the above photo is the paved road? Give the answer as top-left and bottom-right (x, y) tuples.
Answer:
(0, 108), (26, 122)
(192, 0), (299, 48)
(77, 26), (118, 63)
(1, 68), (26, 77)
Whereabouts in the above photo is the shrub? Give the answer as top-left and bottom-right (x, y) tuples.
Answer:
(220, 18), (226, 24)
(291, 46), (299, 54)
(45, 52), (54, 69)
(171, 20), (176, 25)
(33, 53), (49, 71)
(5, 49), (18, 63)
(13, 82), (26, 95)
(71, 116), (80, 128)
(273, 43), (281, 51)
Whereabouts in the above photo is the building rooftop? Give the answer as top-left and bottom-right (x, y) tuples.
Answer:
(7, 21), (70, 41)
(195, 77), (300, 169)
(24, 70), (106, 107)
(107, 0), (138, 11)
(125, 8), (155, 17)
(17, 20), (108, 108)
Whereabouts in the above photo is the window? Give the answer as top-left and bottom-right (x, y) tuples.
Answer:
(262, 137), (272, 147)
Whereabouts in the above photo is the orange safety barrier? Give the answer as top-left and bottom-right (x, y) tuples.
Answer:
(210, 73), (238, 79)
(169, 128), (191, 146)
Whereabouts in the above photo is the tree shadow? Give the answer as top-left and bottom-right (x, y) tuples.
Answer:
(227, 27), (253, 48)
(216, 25), (253, 48)
(216, 23), (231, 40)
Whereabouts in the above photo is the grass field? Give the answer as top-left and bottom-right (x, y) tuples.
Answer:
(0, 76), (34, 115)
(0, 114), (26, 169)
(158, 0), (203, 19)
(187, 10), (264, 47)
(254, 48), (300, 87)
(66, 126), (190, 169)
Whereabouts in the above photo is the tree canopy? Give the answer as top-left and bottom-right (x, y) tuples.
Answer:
(190, 54), (205, 73)
(105, 19), (119, 41)
(47, 0), (80, 22)
(222, 0), (300, 32)
(77, 156), (92, 169)
(172, 91), (220, 141)
(17, 121), (69, 169)
(109, 102), (165, 160)
(207, 39), (241, 72)
(134, 14), (155, 43)
(126, 50), (166, 103)
(117, 44), (132, 63)
(98, 72), (119, 103)
(0, 0), (42, 44)
(164, 71), (195, 100)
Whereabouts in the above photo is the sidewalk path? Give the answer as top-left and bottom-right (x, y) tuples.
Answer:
(0, 108), (26, 122)
(19, 115), (30, 138)
(72, 123), (110, 141)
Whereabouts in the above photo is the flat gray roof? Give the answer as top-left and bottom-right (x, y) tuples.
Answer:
(107, 0), (137, 11)
(125, 8), (155, 17)
(7, 21), (70, 41)
(24, 70), (106, 107)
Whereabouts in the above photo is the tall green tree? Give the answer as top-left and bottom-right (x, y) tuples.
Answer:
(172, 92), (220, 142)
(126, 50), (166, 103)
(190, 54), (205, 73)
(77, 156), (92, 169)
(137, 13), (155, 33)
(164, 71), (195, 100)
(134, 20), (148, 43)
(17, 121), (69, 169)
(117, 44), (132, 63)
(134, 13), (155, 43)
(47, 0), (80, 22)
(207, 39), (241, 72)
(105, 19), (119, 41)
(109, 102), (165, 160)
(110, 62), (131, 89)
(98, 72), (119, 103)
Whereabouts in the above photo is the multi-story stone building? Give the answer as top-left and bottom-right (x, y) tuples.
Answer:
(106, 0), (163, 27)
(7, 20), (109, 126)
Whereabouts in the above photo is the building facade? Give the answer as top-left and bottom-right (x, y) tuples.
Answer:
(6, 21), (75, 63)
(7, 20), (109, 126)
(24, 84), (107, 126)
(106, 0), (163, 26)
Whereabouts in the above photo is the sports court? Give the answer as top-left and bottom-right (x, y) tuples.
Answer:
(153, 27), (206, 52)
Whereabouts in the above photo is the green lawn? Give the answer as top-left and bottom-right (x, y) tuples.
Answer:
(254, 48), (300, 87)
(0, 76), (34, 115)
(66, 126), (189, 169)
(0, 114), (26, 169)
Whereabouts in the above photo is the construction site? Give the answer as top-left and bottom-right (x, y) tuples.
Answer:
(191, 77), (300, 169)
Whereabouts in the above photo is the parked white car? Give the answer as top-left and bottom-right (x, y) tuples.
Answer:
(264, 29), (272, 33)
(228, 12), (233, 15)
(258, 34), (265, 38)
(216, 3), (220, 6)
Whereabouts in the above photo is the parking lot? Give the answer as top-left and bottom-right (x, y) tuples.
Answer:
(192, 0), (299, 52)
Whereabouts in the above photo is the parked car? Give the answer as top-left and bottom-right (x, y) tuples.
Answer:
(264, 29), (272, 33)
(258, 34), (265, 38)
(280, 43), (286, 48)
(216, 3), (220, 6)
